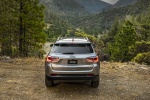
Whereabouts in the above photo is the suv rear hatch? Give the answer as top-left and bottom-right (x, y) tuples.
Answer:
(46, 43), (98, 71)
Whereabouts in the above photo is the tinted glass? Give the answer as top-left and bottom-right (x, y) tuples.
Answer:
(51, 43), (94, 54)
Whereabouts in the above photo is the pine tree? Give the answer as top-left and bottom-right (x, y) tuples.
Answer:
(18, 0), (46, 56)
(109, 20), (137, 61)
(0, 0), (46, 57)
(0, 0), (16, 56)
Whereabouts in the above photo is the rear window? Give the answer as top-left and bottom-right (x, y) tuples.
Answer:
(51, 43), (94, 54)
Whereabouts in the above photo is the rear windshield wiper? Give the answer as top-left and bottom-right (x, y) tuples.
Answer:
(62, 52), (74, 54)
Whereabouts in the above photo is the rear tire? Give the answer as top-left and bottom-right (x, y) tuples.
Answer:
(91, 76), (99, 88)
(45, 76), (54, 87)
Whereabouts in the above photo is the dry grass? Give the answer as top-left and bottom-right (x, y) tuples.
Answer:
(0, 58), (150, 100)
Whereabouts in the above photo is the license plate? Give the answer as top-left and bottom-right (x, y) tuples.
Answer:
(68, 60), (77, 64)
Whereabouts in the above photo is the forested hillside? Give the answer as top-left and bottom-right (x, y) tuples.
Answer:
(42, 0), (140, 37)
(0, 0), (46, 57)
(101, 0), (150, 64)
(40, 0), (110, 15)
(43, 0), (150, 64)
(40, 0), (137, 15)
(68, 0), (150, 35)
(44, 11), (71, 41)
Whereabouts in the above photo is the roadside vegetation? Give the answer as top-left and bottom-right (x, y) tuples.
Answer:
(103, 11), (150, 64)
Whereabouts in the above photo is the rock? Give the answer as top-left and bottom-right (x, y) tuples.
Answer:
(0, 56), (13, 63)
(5, 56), (11, 60)
(127, 62), (136, 65)
(0, 56), (5, 60)
(139, 67), (147, 70)
(103, 61), (110, 64)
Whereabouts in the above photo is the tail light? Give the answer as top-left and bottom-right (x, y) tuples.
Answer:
(46, 56), (59, 63)
(86, 56), (99, 63)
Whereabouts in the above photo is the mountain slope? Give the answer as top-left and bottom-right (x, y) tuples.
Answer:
(53, 0), (87, 14)
(114, 0), (137, 7)
(40, 0), (138, 15)
(75, 0), (111, 13)
(68, 0), (150, 34)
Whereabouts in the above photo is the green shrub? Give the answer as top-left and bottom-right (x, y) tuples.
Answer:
(132, 52), (150, 65)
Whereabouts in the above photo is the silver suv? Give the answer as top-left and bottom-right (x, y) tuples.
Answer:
(45, 37), (100, 88)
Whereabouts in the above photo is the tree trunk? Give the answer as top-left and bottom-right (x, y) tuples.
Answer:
(19, 0), (23, 56)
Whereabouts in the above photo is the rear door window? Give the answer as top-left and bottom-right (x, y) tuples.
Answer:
(51, 43), (94, 54)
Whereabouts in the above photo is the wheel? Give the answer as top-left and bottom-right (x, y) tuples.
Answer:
(91, 76), (99, 88)
(45, 76), (54, 87)
(91, 80), (99, 88)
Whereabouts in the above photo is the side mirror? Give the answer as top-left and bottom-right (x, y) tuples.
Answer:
(50, 44), (53, 47)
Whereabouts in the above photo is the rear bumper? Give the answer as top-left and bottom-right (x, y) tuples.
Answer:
(45, 63), (100, 75)
(46, 75), (99, 81)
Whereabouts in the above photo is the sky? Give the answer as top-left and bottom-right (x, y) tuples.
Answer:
(101, 0), (120, 5)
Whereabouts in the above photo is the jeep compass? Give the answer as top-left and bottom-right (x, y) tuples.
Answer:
(45, 37), (100, 88)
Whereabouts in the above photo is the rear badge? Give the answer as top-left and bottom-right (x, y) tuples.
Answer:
(70, 55), (75, 58)
(68, 60), (77, 64)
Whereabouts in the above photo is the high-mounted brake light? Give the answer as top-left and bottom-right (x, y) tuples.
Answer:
(46, 56), (59, 62)
(86, 56), (99, 63)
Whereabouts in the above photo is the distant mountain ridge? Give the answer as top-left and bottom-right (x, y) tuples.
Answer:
(40, 0), (137, 14)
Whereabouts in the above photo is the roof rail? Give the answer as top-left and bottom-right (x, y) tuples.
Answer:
(57, 36), (69, 41)
(57, 36), (62, 40)
(85, 37), (89, 41)
(56, 36), (89, 41)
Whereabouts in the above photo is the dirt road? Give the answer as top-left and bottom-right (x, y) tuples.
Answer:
(0, 58), (150, 100)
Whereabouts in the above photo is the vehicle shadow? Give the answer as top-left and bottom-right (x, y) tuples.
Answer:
(45, 82), (100, 100)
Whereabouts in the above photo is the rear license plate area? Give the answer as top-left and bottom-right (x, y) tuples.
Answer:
(68, 60), (77, 64)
